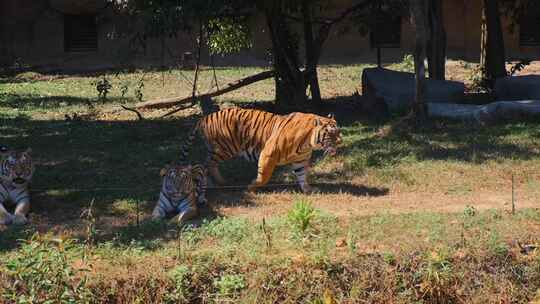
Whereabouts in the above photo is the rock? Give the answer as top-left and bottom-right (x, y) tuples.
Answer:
(495, 75), (540, 101)
(361, 67), (465, 113)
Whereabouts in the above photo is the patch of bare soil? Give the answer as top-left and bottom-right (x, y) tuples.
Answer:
(211, 185), (539, 221)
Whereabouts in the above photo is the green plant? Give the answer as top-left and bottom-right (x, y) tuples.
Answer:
(396, 54), (415, 73)
(213, 273), (245, 297)
(166, 265), (191, 302)
(463, 205), (477, 218)
(382, 252), (396, 265)
(2, 233), (92, 303)
(419, 248), (455, 302)
(202, 217), (250, 243)
(95, 76), (112, 101)
(488, 230), (509, 257)
(287, 199), (317, 236)
(134, 78), (145, 102)
(467, 65), (489, 92)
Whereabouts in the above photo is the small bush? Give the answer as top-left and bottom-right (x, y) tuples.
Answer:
(166, 265), (192, 302)
(419, 247), (456, 302)
(288, 199), (317, 236)
(202, 217), (250, 243)
(2, 233), (92, 303)
(396, 54), (415, 73)
(213, 273), (246, 297)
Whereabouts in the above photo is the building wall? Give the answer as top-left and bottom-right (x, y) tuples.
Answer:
(1, 0), (539, 71)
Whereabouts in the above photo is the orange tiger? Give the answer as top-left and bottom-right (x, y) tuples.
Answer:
(180, 108), (342, 193)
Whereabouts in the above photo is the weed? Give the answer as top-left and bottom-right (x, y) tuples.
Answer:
(166, 265), (191, 301)
(419, 247), (455, 302)
(396, 54), (415, 73)
(202, 217), (250, 243)
(346, 228), (358, 255)
(94, 76), (112, 101)
(288, 199), (317, 236)
(488, 230), (509, 257)
(213, 273), (246, 297)
(463, 205), (477, 218)
(382, 252), (396, 265)
(2, 233), (92, 303)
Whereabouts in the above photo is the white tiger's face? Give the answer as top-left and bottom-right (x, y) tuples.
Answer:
(1, 149), (34, 186)
(160, 165), (194, 199)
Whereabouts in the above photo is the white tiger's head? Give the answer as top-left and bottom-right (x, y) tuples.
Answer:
(1, 148), (34, 187)
(313, 114), (342, 157)
(160, 164), (197, 200)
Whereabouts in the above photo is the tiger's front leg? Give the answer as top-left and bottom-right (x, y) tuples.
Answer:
(13, 197), (30, 225)
(170, 194), (198, 226)
(247, 149), (277, 192)
(291, 161), (313, 193)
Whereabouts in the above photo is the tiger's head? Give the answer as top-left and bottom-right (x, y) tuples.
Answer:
(312, 114), (342, 157)
(1, 148), (34, 187)
(160, 164), (197, 199)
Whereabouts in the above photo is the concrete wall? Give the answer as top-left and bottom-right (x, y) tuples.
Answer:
(1, 0), (539, 71)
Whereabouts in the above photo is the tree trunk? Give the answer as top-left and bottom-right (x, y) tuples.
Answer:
(427, 0), (447, 80)
(480, 0), (506, 86)
(265, 5), (307, 111)
(410, 0), (429, 120)
(302, 0), (322, 107)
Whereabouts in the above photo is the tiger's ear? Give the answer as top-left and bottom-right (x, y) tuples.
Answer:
(327, 113), (335, 120)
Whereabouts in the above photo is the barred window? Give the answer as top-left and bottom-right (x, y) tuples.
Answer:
(64, 14), (98, 52)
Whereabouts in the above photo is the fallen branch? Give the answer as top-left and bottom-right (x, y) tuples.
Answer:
(134, 70), (275, 110)
(121, 105), (145, 120)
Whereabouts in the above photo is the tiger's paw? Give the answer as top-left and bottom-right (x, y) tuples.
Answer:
(13, 214), (28, 225)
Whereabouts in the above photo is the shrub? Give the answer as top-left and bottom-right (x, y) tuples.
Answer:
(213, 274), (246, 297)
(2, 233), (92, 303)
(288, 199), (317, 236)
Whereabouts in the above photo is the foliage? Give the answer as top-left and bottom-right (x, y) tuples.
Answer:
(287, 199), (318, 236)
(213, 273), (246, 297)
(394, 54), (415, 73)
(2, 234), (92, 303)
(419, 247), (456, 302)
(207, 18), (252, 55)
(94, 77), (112, 101)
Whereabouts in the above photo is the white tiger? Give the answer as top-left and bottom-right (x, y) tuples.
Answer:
(152, 164), (207, 225)
(0, 147), (34, 225)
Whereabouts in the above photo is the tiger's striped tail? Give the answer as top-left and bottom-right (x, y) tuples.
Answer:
(180, 97), (219, 164)
(179, 122), (200, 164)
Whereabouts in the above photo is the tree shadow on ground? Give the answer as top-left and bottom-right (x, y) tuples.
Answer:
(0, 93), (127, 110)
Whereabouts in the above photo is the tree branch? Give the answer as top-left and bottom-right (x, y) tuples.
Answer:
(134, 70), (275, 110)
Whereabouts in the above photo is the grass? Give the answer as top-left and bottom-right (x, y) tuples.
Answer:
(1, 61), (540, 302)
